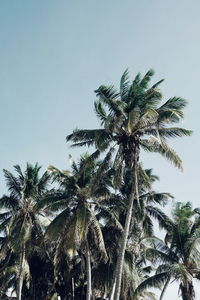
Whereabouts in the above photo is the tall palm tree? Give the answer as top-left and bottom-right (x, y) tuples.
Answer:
(0, 163), (51, 300)
(66, 69), (192, 299)
(136, 202), (200, 300)
(116, 167), (173, 300)
(43, 154), (112, 300)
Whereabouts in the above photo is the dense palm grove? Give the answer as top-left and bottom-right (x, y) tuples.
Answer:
(1, 70), (199, 300)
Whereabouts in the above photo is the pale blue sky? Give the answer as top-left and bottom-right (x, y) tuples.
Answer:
(1, 0), (200, 298)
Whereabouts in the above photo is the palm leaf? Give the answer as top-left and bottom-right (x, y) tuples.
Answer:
(94, 100), (108, 124)
(135, 272), (169, 295)
(145, 127), (192, 139)
(75, 202), (90, 244)
(139, 69), (155, 89)
(141, 137), (183, 170)
(3, 169), (21, 198)
(89, 213), (108, 262)
(120, 68), (130, 101)
(46, 208), (71, 239)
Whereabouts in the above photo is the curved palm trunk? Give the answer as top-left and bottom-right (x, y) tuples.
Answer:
(159, 277), (170, 300)
(113, 143), (140, 300)
(86, 242), (92, 300)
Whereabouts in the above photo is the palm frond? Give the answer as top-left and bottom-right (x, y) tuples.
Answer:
(135, 272), (169, 295)
(157, 97), (187, 123)
(3, 169), (21, 198)
(146, 206), (173, 230)
(46, 208), (71, 239)
(0, 195), (19, 210)
(141, 137), (183, 170)
(139, 69), (155, 89)
(120, 68), (130, 101)
(144, 192), (173, 206)
(95, 204), (123, 232)
(145, 127), (192, 139)
(75, 202), (90, 244)
(90, 213), (108, 262)
(151, 79), (165, 89)
(142, 215), (154, 236)
(13, 165), (24, 184)
(67, 128), (108, 145)
(37, 171), (51, 193)
(94, 100), (108, 124)
(35, 189), (71, 209)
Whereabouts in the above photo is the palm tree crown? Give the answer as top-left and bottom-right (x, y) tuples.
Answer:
(136, 202), (200, 300)
(67, 69), (191, 171)
(0, 163), (51, 300)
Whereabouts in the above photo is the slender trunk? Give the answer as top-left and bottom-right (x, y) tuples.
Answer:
(109, 276), (116, 300)
(17, 245), (25, 300)
(86, 242), (92, 300)
(17, 270), (23, 300)
(72, 277), (75, 300)
(159, 277), (170, 300)
(113, 143), (140, 300)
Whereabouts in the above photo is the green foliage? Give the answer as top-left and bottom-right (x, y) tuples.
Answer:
(0, 69), (193, 300)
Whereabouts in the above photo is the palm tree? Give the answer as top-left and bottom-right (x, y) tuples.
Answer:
(136, 202), (200, 300)
(66, 69), (192, 299)
(0, 163), (51, 300)
(89, 166), (172, 300)
(43, 154), (112, 300)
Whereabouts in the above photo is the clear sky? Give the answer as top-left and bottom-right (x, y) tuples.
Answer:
(0, 0), (200, 298)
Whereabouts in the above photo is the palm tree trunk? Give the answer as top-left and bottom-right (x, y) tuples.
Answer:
(180, 282), (195, 300)
(86, 241), (92, 300)
(109, 276), (116, 300)
(113, 144), (140, 300)
(17, 245), (25, 300)
(72, 277), (75, 300)
(159, 277), (170, 300)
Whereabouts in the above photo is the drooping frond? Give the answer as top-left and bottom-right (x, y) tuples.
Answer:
(74, 202), (89, 245)
(144, 192), (173, 206)
(0, 195), (19, 211)
(158, 96), (187, 111)
(142, 215), (154, 236)
(146, 206), (173, 230)
(46, 208), (71, 239)
(90, 213), (108, 262)
(141, 137), (183, 170)
(135, 272), (169, 295)
(3, 169), (21, 199)
(67, 128), (111, 151)
(157, 97), (187, 123)
(94, 100), (108, 124)
(95, 204), (123, 233)
(138, 164), (151, 190)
